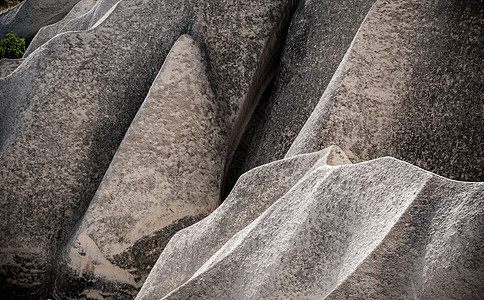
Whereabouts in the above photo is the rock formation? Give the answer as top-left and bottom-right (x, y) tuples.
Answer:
(0, 0), (288, 297)
(1, 2), (187, 297)
(23, 0), (96, 56)
(0, 0), (482, 299)
(227, 0), (483, 192)
(0, 0), (81, 43)
(224, 0), (376, 196)
(53, 34), (225, 299)
(137, 146), (483, 299)
(286, 0), (483, 182)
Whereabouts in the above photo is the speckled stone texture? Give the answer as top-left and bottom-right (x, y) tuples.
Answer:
(0, 1), (190, 297)
(0, 0), (81, 42)
(0, 58), (23, 77)
(225, 0), (377, 194)
(137, 146), (483, 299)
(53, 34), (225, 299)
(24, 0), (96, 56)
(1, 0), (482, 298)
(287, 0), (483, 181)
(0, 0), (287, 297)
(192, 0), (288, 126)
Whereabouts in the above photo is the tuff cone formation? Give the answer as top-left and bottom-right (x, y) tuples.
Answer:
(0, 0), (81, 43)
(1, 0), (482, 299)
(286, 0), (483, 182)
(23, 0), (97, 57)
(137, 146), (483, 299)
(54, 34), (224, 299)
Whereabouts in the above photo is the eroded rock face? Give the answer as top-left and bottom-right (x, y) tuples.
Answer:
(24, 0), (96, 56)
(287, 0), (483, 181)
(137, 146), (483, 299)
(0, 58), (23, 77)
(0, 2), (190, 297)
(0, 0), (81, 43)
(1, 0), (482, 298)
(225, 0), (377, 195)
(53, 34), (225, 299)
(0, 0), (287, 297)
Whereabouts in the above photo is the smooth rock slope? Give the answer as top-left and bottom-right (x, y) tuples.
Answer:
(54, 34), (224, 299)
(23, 0), (96, 56)
(0, 0), (81, 42)
(287, 0), (483, 181)
(0, 0), (288, 297)
(0, 58), (23, 77)
(137, 146), (484, 299)
(225, 0), (376, 195)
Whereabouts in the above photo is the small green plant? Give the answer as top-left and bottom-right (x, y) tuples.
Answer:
(0, 32), (26, 59)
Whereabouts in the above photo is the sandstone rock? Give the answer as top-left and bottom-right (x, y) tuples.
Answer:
(287, 0), (483, 181)
(24, 0), (96, 56)
(137, 146), (483, 299)
(0, 0), (287, 297)
(53, 34), (225, 299)
(0, 0), (81, 43)
(224, 0), (376, 196)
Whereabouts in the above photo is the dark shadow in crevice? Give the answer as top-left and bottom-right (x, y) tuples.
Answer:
(221, 0), (301, 201)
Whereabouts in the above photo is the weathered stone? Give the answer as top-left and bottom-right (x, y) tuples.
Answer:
(2, 0), (481, 298)
(55, 0), (128, 34)
(24, 0), (96, 56)
(0, 58), (23, 77)
(224, 0), (377, 196)
(0, 1), (190, 296)
(53, 34), (225, 299)
(287, 0), (483, 181)
(137, 146), (483, 299)
(0, 0), (287, 297)
(0, 0), (81, 43)
(192, 0), (287, 125)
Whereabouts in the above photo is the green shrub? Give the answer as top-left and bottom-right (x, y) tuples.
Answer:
(0, 32), (26, 59)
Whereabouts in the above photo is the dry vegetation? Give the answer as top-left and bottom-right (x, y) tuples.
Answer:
(0, 0), (23, 13)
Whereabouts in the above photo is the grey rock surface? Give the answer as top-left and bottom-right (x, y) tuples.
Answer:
(54, 34), (225, 299)
(0, 58), (23, 77)
(24, 0), (96, 56)
(54, 0), (127, 34)
(0, 1), (189, 297)
(1, 0), (482, 298)
(0, 0), (81, 43)
(287, 0), (483, 181)
(225, 0), (376, 195)
(0, 0), (287, 297)
(192, 0), (289, 132)
(137, 146), (483, 299)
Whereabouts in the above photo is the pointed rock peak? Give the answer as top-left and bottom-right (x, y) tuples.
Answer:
(150, 34), (207, 92)
(53, 32), (223, 299)
(326, 146), (352, 166)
